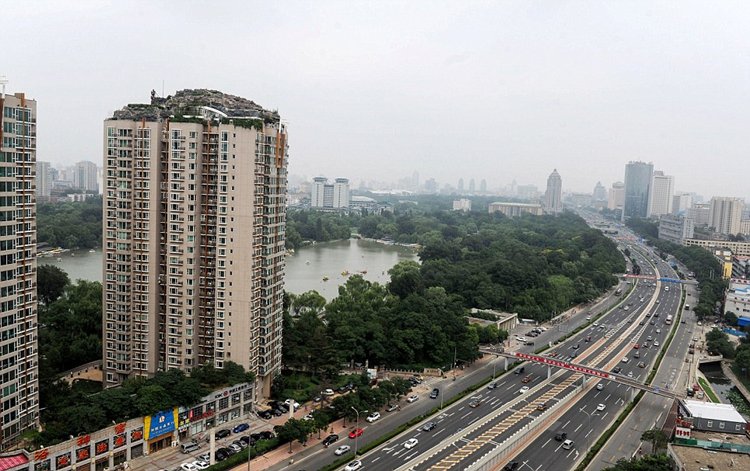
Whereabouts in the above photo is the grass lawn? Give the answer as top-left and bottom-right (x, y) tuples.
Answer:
(697, 377), (720, 403)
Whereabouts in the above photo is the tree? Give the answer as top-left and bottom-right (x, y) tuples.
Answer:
(388, 261), (424, 298)
(640, 429), (668, 454)
(37, 264), (70, 304)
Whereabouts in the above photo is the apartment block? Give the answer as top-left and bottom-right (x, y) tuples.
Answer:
(488, 202), (544, 217)
(709, 197), (744, 235)
(102, 89), (287, 398)
(647, 171), (673, 217)
(658, 214), (694, 245)
(0, 89), (40, 449)
(310, 176), (350, 209)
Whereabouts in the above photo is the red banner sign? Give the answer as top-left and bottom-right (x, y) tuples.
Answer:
(514, 352), (611, 379)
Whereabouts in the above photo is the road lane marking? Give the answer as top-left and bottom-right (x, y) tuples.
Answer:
(542, 438), (551, 448)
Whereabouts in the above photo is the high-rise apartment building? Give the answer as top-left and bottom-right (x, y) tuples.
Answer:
(74, 160), (99, 193)
(102, 89), (288, 397)
(647, 171), (674, 217)
(0, 88), (40, 449)
(310, 177), (349, 209)
(709, 197), (744, 235)
(623, 161), (653, 219)
(608, 181), (625, 212)
(544, 169), (562, 214)
(592, 182), (607, 204)
(688, 203), (710, 227)
(672, 192), (693, 215)
(36, 160), (51, 198)
(479, 179), (487, 193)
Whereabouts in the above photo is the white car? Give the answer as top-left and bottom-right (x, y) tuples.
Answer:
(654, 341), (660, 347)
(404, 438), (419, 449)
(284, 399), (301, 410)
(322, 388), (334, 396)
(193, 462), (209, 471)
(366, 412), (381, 423)
(516, 336), (527, 342)
(334, 445), (351, 456)
(180, 464), (198, 471)
(596, 383), (604, 391)
(407, 395), (419, 403)
(596, 403), (606, 411)
(519, 386), (530, 394)
(344, 460), (363, 471)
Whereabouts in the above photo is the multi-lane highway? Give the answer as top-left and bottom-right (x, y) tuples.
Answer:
(344, 242), (686, 471)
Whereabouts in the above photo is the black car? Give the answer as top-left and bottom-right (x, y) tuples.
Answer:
(272, 408), (284, 416)
(259, 430), (275, 440)
(515, 367), (525, 375)
(216, 429), (231, 439)
(239, 435), (254, 446)
(322, 434), (339, 447)
(554, 432), (567, 442)
(503, 462), (519, 471)
(215, 448), (229, 461)
(259, 410), (273, 420)
(430, 388), (440, 399)
(612, 366), (621, 374)
(422, 422), (436, 431)
(250, 432), (262, 441)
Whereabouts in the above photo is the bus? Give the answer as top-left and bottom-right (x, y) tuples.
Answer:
(665, 315), (673, 325)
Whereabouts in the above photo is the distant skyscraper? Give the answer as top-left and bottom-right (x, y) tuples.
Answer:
(457, 178), (464, 192)
(36, 160), (52, 198)
(0, 89), (40, 449)
(424, 178), (437, 193)
(623, 161), (653, 219)
(672, 192), (693, 215)
(544, 169), (563, 214)
(480, 179), (487, 193)
(592, 182), (607, 203)
(333, 178), (350, 208)
(709, 197), (744, 235)
(74, 160), (99, 193)
(468, 178), (475, 193)
(608, 182), (625, 212)
(311, 177), (327, 207)
(102, 89), (288, 398)
(411, 171), (420, 191)
(647, 171), (674, 217)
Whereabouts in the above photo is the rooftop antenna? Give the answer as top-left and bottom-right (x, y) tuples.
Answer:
(162, 80), (165, 98)
(0, 76), (7, 99)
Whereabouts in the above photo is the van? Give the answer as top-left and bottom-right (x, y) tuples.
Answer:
(562, 439), (574, 450)
(181, 441), (200, 454)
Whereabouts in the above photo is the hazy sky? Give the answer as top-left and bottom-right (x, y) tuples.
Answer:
(4, 1), (749, 197)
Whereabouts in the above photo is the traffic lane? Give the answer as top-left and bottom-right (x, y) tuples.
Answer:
(364, 374), (576, 470)
(411, 375), (582, 471)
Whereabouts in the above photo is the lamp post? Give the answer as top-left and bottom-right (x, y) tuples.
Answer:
(351, 407), (363, 456)
(579, 408), (593, 452)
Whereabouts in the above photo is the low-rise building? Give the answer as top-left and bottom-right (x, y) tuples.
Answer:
(684, 238), (750, 257)
(452, 199), (472, 212)
(468, 309), (518, 333)
(678, 399), (748, 434)
(488, 202), (543, 218)
(725, 278), (750, 317)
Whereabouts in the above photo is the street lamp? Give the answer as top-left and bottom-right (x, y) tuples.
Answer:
(351, 406), (365, 457)
(579, 408), (593, 452)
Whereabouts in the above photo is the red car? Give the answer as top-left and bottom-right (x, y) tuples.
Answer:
(633, 344), (639, 349)
(348, 428), (364, 439)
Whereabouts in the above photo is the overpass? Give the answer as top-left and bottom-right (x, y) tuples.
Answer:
(621, 273), (697, 285)
(479, 348), (683, 400)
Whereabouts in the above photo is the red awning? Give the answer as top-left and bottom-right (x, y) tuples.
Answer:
(0, 453), (30, 471)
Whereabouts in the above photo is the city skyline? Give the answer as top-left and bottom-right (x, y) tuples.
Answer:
(3, 2), (750, 198)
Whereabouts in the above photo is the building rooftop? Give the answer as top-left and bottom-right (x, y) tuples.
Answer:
(670, 444), (750, 471)
(110, 89), (280, 122)
(682, 399), (747, 424)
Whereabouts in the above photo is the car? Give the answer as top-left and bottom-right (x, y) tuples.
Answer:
(422, 421), (436, 431)
(180, 464), (198, 471)
(586, 316), (591, 321)
(366, 412), (381, 423)
(654, 340), (660, 347)
(404, 438), (419, 449)
(284, 399), (301, 410)
(239, 435), (253, 446)
(503, 461), (520, 471)
(272, 408), (284, 416)
(258, 410), (273, 420)
(627, 371), (634, 378)
(344, 460), (363, 471)
(650, 320), (655, 325)
(334, 445), (351, 456)
(633, 344), (639, 349)
(313, 395), (322, 402)
(647, 335), (653, 341)
(515, 336), (526, 342)
(612, 366), (621, 374)
(639, 321), (645, 326)
(638, 361), (646, 368)
(198, 453), (210, 462)
(323, 434), (339, 447)
(430, 388), (440, 399)
(487, 382), (497, 390)
(572, 344), (579, 350)
(519, 386), (530, 394)
(562, 439), (575, 450)
(536, 402), (547, 411)
(386, 403), (400, 412)
(469, 399), (481, 408)
(621, 357), (629, 363)
(322, 388), (335, 396)
(214, 448), (229, 462)
(593, 322), (599, 327)
(302, 413), (314, 421)
(656, 328), (661, 334)
(596, 383), (604, 391)
(407, 394), (419, 403)
(215, 429), (231, 439)
(585, 336), (592, 342)
(554, 431), (567, 442)
(515, 367), (525, 375)
(232, 423), (249, 434)
(229, 443), (242, 453)
(522, 375), (532, 384)
(193, 461), (209, 470)
(348, 428), (364, 439)
(596, 403), (606, 411)
(525, 341), (535, 346)
(643, 342), (649, 348)
(259, 430), (274, 440)
(233, 439), (247, 449)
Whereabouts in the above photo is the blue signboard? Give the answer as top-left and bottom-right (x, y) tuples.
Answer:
(147, 409), (176, 440)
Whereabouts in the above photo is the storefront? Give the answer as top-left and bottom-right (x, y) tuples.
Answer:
(144, 409), (178, 454)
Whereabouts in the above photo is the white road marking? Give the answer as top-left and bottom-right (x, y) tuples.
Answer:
(542, 438), (551, 448)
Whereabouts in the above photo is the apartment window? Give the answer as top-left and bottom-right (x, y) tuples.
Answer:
(707, 421), (713, 428)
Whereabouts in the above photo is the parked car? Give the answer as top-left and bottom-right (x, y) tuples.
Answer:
(180, 464), (198, 471)
(259, 431), (274, 440)
(284, 399), (301, 410)
(216, 429), (231, 439)
(322, 388), (335, 396)
(258, 410), (273, 420)
(366, 412), (381, 423)
(214, 448), (229, 462)
(386, 403), (400, 412)
(334, 445), (351, 456)
(232, 423), (249, 434)
(348, 428), (364, 439)
(323, 434), (339, 447)
(193, 461), (209, 470)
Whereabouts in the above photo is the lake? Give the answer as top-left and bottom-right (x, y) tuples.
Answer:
(39, 239), (419, 302)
